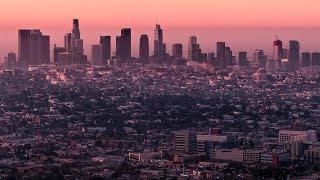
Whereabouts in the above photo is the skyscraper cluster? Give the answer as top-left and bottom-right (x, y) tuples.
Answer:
(51, 19), (88, 66)
(12, 18), (320, 73)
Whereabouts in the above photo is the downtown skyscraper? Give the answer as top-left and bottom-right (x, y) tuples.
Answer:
(153, 24), (166, 63)
(60, 19), (87, 65)
(216, 42), (226, 67)
(288, 40), (300, 72)
(91, 44), (104, 66)
(100, 36), (111, 64)
(238, 51), (248, 67)
(188, 36), (198, 61)
(139, 35), (149, 62)
(116, 28), (131, 63)
(18, 29), (50, 66)
(172, 43), (183, 58)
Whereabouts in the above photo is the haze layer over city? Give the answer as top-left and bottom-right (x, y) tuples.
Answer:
(2, 0), (320, 179)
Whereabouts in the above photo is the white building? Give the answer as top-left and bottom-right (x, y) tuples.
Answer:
(279, 130), (317, 143)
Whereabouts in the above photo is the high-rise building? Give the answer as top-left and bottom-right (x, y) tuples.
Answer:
(53, 44), (66, 64)
(288, 40), (300, 72)
(188, 36), (198, 60)
(18, 29), (50, 66)
(72, 19), (80, 39)
(91, 44), (104, 66)
(172, 43), (183, 58)
(191, 44), (201, 61)
(139, 35), (149, 61)
(116, 35), (122, 59)
(301, 52), (311, 67)
(58, 52), (73, 66)
(121, 28), (131, 60)
(225, 46), (233, 66)
(238, 51), (248, 67)
(100, 36), (111, 63)
(6, 52), (16, 69)
(60, 19), (87, 66)
(41, 35), (50, 64)
(273, 39), (283, 61)
(64, 33), (72, 52)
(154, 24), (166, 63)
(173, 129), (197, 155)
(252, 49), (267, 67)
(311, 52), (320, 66)
(273, 39), (283, 69)
(217, 42), (226, 67)
(116, 28), (131, 62)
(18, 30), (31, 66)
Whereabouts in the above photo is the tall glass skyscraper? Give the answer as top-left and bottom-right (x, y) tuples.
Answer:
(288, 40), (300, 72)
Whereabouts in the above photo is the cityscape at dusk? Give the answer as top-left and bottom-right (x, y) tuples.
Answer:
(2, 0), (320, 179)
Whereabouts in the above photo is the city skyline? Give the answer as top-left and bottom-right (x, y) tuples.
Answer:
(2, 0), (320, 59)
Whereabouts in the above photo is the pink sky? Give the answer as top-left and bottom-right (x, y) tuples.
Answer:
(1, 0), (320, 29)
(1, 0), (320, 59)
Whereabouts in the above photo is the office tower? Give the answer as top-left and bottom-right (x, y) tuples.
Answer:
(188, 36), (198, 60)
(121, 28), (131, 60)
(116, 35), (123, 60)
(273, 39), (283, 69)
(173, 129), (197, 155)
(18, 29), (50, 66)
(64, 33), (72, 52)
(58, 52), (73, 66)
(18, 30), (31, 66)
(73, 39), (84, 54)
(301, 52), (311, 67)
(154, 24), (165, 63)
(115, 28), (131, 62)
(40, 35), (50, 64)
(6, 52), (16, 69)
(91, 44), (104, 66)
(139, 35), (149, 61)
(29, 30), (41, 65)
(191, 43), (201, 61)
(60, 19), (87, 66)
(252, 49), (267, 67)
(72, 19), (80, 39)
(311, 52), (320, 66)
(288, 40), (300, 72)
(100, 36), (111, 63)
(216, 42), (226, 67)
(53, 44), (66, 64)
(273, 39), (283, 61)
(225, 46), (233, 66)
(172, 43), (183, 58)
(238, 51), (248, 67)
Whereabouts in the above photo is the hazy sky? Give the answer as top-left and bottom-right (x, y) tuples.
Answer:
(1, 0), (320, 59)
